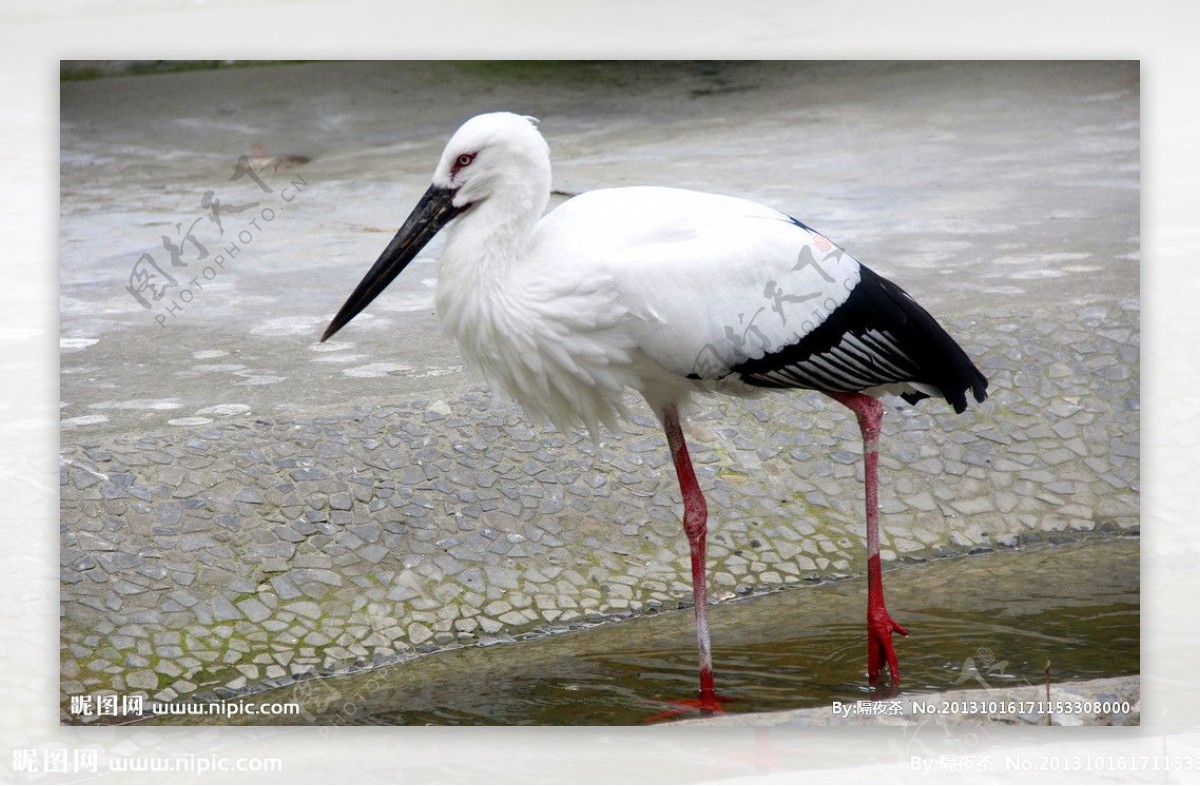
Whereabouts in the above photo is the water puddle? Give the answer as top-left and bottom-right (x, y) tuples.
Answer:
(153, 538), (1138, 725)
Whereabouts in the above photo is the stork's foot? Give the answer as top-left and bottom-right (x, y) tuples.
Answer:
(867, 607), (910, 685)
(641, 691), (737, 723)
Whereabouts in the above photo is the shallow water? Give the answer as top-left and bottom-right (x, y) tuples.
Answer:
(156, 538), (1137, 726)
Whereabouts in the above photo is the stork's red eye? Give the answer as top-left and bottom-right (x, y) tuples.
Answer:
(456, 153), (475, 168)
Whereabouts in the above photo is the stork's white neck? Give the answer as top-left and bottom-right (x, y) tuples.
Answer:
(435, 173), (545, 344)
(440, 167), (550, 280)
(430, 172), (638, 436)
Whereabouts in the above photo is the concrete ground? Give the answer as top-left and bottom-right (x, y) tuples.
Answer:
(59, 61), (1139, 720)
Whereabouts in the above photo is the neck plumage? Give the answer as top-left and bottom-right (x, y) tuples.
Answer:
(434, 176), (547, 349)
(441, 171), (548, 279)
(430, 174), (634, 436)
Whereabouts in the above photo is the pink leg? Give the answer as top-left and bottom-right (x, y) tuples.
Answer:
(662, 403), (725, 711)
(826, 392), (910, 685)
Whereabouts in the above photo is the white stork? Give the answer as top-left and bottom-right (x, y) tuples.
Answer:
(322, 112), (988, 713)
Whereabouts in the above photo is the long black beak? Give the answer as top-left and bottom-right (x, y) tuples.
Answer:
(320, 184), (462, 342)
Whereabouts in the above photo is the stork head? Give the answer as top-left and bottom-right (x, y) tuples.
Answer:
(432, 112), (551, 213)
(321, 112), (550, 342)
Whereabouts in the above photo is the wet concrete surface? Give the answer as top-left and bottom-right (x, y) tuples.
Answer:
(59, 61), (1139, 720)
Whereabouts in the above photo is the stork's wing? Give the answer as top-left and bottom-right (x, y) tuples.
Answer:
(731, 264), (988, 413)
(535, 186), (986, 412)
(537, 187), (863, 373)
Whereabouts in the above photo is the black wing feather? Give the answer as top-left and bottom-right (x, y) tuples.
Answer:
(732, 264), (988, 413)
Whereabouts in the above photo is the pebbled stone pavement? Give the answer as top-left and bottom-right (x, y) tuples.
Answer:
(60, 301), (1138, 713)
